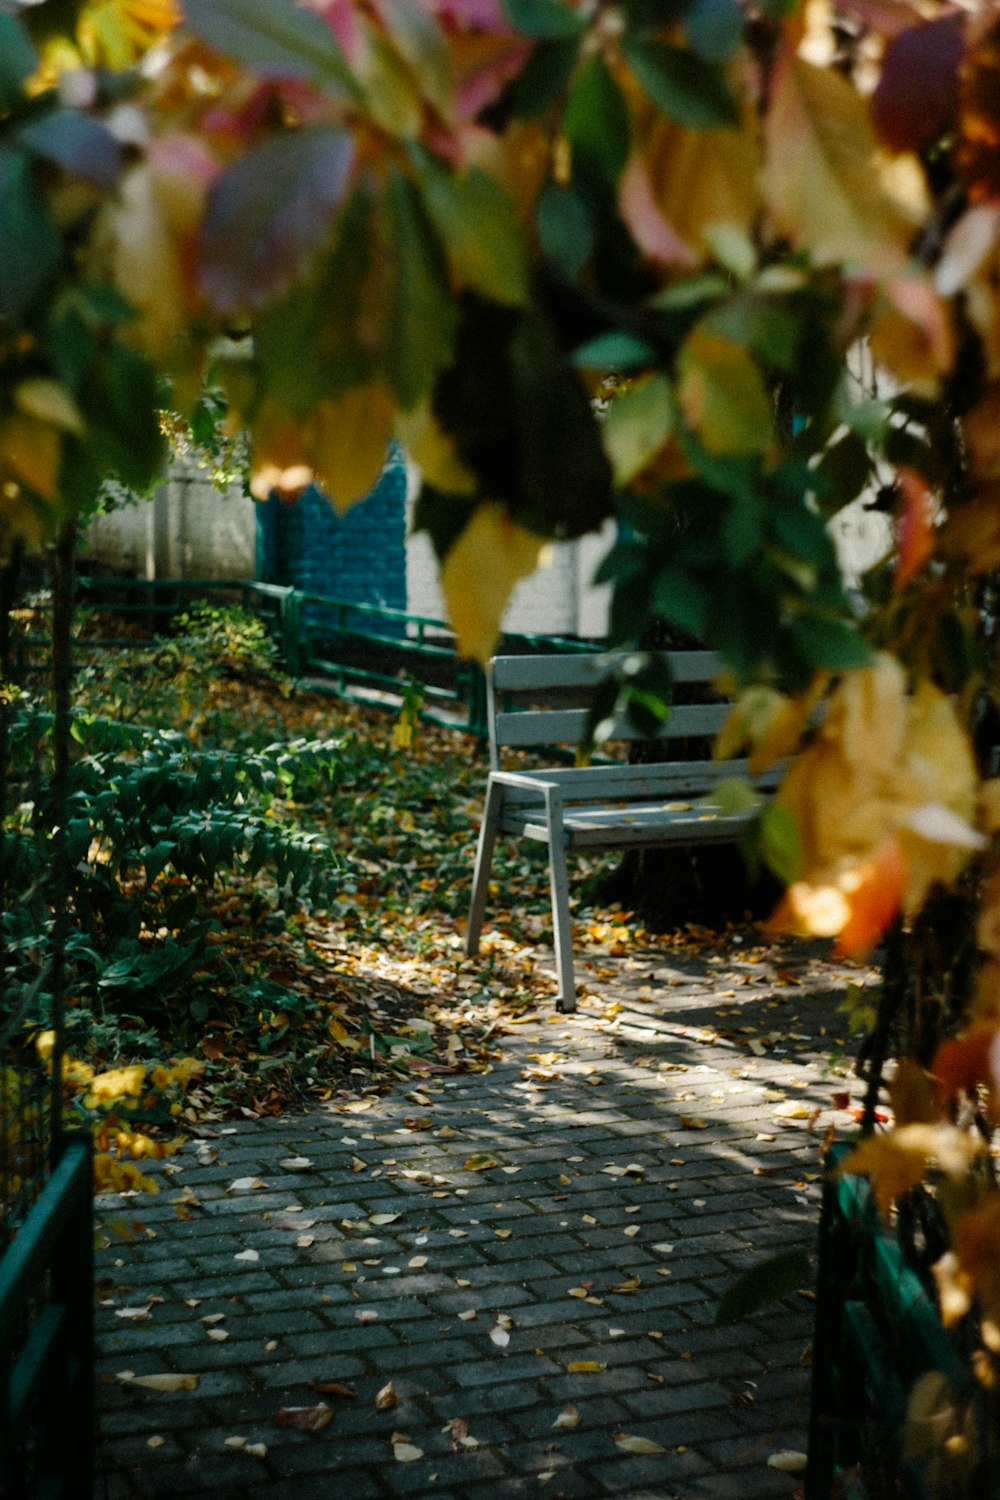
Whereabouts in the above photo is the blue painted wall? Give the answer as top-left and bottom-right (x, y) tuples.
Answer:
(256, 443), (407, 637)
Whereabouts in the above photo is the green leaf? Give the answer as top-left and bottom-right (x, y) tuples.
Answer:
(18, 107), (122, 187)
(512, 36), (580, 117)
(572, 330), (658, 370)
(715, 1250), (812, 1326)
(793, 614), (873, 670)
(705, 298), (799, 370)
(536, 180), (593, 279)
(759, 802), (804, 884)
(703, 777), (763, 814)
(88, 343), (166, 490)
(621, 36), (737, 127)
(502, 0), (586, 38)
(603, 374), (674, 486)
(0, 15), (38, 110)
(722, 491), (761, 566)
(384, 170), (457, 409)
(199, 127), (355, 315)
(254, 185), (375, 413)
(0, 147), (60, 324)
(417, 158), (529, 306)
(562, 52), (631, 185)
(182, 0), (357, 95)
(683, 0), (744, 63)
(652, 565), (708, 637)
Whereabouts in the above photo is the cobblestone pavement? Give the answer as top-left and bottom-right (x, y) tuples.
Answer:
(94, 935), (868, 1500)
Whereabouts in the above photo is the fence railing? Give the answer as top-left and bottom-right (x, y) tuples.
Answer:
(1, 532), (94, 1500)
(72, 576), (598, 739)
(807, 1142), (979, 1500)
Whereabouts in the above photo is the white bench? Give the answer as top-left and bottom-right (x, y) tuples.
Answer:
(465, 651), (780, 1011)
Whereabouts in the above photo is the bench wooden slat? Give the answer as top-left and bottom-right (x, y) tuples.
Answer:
(496, 759), (779, 804)
(493, 701), (730, 750)
(491, 650), (723, 691)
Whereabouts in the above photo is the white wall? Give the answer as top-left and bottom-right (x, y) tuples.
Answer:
(85, 457), (255, 580)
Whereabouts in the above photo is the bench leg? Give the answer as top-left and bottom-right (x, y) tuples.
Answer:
(466, 780), (502, 958)
(547, 836), (577, 1012)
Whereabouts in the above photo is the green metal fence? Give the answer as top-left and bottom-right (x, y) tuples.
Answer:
(73, 575), (597, 739)
(1, 532), (94, 1500)
(807, 1143), (982, 1500)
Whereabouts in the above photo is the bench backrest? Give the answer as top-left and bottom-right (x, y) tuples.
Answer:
(487, 650), (731, 770)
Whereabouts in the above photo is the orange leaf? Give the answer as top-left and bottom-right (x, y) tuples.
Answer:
(894, 468), (935, 591)
(932, 1025), (1000, 1104)
(833, 836), (906, 957)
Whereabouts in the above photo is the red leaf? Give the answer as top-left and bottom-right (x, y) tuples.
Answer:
(872, 14), (965, 154)
(199, 126), (354, 314)
(894, 467), (935, 591)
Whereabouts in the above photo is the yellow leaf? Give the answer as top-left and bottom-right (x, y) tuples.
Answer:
(677, 329), (772, 455)
(441, 503), (545, 662)
(0, 412), (62, 500)
(14, 379), (85, 436)
(91, 163), (186, 359)
(308, 384), (397, 512)
(624, 105), (758, 263)
(840, 1123), (980, 1215)
(567, 1360), (606, 1373)
(87, 1063), (146, 1102)
(761, 54), (913, 270)
(398, 404), (477, 495)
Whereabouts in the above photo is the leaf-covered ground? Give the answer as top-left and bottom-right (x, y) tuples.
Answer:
(61, 641), (778, 1141)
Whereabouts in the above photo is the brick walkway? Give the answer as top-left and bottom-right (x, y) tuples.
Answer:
(94, 936), (866, 1500)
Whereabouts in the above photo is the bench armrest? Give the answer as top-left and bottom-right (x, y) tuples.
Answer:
(489, 770), (562, 796)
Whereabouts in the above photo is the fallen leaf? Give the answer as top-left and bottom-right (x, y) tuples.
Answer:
(567, 1360), (606, 1373)
(678, 1115), (709, 1129)
(463, 1154), (499, 1171)
(614, 1433), (668, 1454)
(207, 1328), (229, 1342)
(370, 1212), (401, 1226)
(490, 1327), (510, 1348)
(224, 1436), (246, 1449)
(279, 1156), (315, 1171)
(245, 1443), (268, 1459)
(147, 1435), (165, 1448)
(125, 1373), (200, 1392)
(297, 1235), (315, 1248)
(773, 1100), (812, 1119)
(356, 1309), (379, 1323)
(234, 1248), (260, 1262)
(115, 1306), (153, 1321)
(391, 1436), (424, 1463)
(276, 1403), (333, 1433)
(458, 1309), (477, 1322)
(553, 1404), (581, 1429)
(309, 1380), (356, 1399)
(229, 1177), (267, 1192)
(375, 1381), (397, 1411)
(409, 1255), (428, 1269)
(768, 1450), (808, 1472)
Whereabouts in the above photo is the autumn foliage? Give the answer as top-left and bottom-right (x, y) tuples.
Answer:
(11, 0), (1000, 1473)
